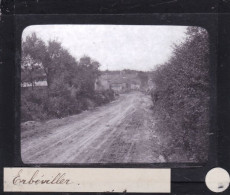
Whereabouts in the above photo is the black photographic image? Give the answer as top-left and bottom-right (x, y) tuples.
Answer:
(20, 25), (210, 165)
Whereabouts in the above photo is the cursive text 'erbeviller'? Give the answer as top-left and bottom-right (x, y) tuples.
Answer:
(13, 169), (72, 185)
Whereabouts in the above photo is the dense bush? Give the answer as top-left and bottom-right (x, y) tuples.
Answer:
(151, 27), (210, 162)
(21, 87), (115, 122)
(93, 89), (116, 106)
(21, 33), (115, 122)
(21, 88), (49, 121)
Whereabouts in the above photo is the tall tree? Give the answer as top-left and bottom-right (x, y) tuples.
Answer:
(151, 27), (210, 161)
(21, 33), (47, 89)
(77, 56), (101, 96)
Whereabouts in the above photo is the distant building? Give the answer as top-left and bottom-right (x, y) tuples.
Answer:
(94, 70), (143, 93)
(21, 80), (48, 88)
(110, 82), (126, 92)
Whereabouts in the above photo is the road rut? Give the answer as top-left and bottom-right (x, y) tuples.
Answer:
(21, 91), (162, 164)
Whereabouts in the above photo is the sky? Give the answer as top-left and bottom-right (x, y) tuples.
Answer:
(22, 25), (188, 71)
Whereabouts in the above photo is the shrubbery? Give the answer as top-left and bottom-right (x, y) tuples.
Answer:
(21, 88), (115, 122)
(21, 32), (116, 122)
(21, 88), (49, 121)
(151, 27), (210, 162)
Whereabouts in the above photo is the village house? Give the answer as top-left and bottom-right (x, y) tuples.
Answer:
(21, 80), (48, 88)
(110, 82), (127, 93)
(95, 76), (128, 93)
(94, 70), (144, 93)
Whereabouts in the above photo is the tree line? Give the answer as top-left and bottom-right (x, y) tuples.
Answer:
(21, 33), (115, 122)
(151, 27), (210, 162)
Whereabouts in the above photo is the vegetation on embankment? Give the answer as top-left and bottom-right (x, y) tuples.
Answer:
(151, 27), (210, 162)
(21, 33), (115, 122)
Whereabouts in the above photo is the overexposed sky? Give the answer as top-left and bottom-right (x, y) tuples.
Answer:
(22, 25), (188, 71)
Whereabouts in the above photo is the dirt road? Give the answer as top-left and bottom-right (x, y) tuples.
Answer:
(21, 91), (164, 164)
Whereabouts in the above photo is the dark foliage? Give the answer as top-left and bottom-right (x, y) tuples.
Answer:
(151, 27), (210, 162)
(21, 33), (115, 122)
(21, 87), (115, 122)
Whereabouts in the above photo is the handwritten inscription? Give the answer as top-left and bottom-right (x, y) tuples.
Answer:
(4, 168), (170, 192)
(13, 169), (72, 185)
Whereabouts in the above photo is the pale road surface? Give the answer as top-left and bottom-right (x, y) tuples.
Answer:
(21, 91), (164, 164)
